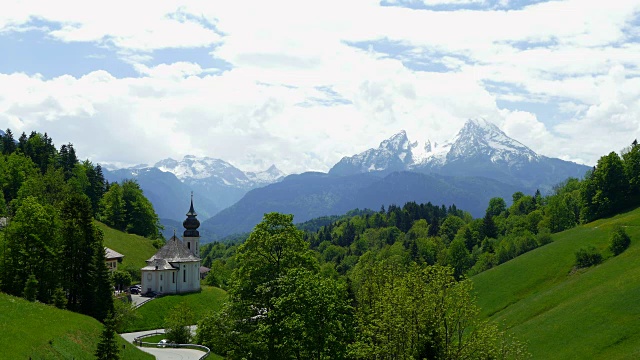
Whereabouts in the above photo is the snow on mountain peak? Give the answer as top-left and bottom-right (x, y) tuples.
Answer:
(246, 165), (286, 184)
(409, 138), (452, 166)
(330, 119), (544, 175)
(154, 155), (243, 181)
(448, 118), (539, 163)
(152, 155), (285, 189)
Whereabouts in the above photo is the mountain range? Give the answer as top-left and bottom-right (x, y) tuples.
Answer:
(330, 118), (586, 192)
(105, 118), (590, 242)
(197, 119), (589, 240)
(103, 156), (285, 222)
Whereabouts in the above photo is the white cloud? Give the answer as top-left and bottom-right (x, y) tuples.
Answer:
(0, 0), (639, 173)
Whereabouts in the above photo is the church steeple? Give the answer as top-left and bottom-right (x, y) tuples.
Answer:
(183, 192), (200, 238)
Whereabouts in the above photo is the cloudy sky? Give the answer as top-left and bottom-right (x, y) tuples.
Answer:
(1, 0), (639, 174)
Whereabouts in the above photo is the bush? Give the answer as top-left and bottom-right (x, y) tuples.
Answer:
(575, 246), (603, 268)
(536, 228), (553, 246)
(609, 226), (631, 256)
(165, 303), (193, 344)
(111, 270), (132, 291)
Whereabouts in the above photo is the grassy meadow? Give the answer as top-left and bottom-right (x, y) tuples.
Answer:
(0, 292), (153, 360)
(473, 207), (640, 359)
(123, 285), (228, 332)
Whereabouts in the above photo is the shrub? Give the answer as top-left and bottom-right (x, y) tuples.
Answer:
(165, 303), (193, 344)
(536, 228), (553, 246)
(575, 246), (603, 268)
(609, 226), (631, 256)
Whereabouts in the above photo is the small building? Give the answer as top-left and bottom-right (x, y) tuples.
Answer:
(140, 196), (201, 295)
(105, 247), (125, 271)
(199, 266), (211, 280)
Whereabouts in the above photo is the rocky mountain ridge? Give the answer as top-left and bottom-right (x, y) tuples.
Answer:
(330, 118), (587, 192)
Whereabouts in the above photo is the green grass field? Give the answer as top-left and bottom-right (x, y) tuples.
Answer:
(0, 292), (153, 360)
(97, 221), (158, 279)
(123, 285), (228, 332)
(473, 208), (640, 359)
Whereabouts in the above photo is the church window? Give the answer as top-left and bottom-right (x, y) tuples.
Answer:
(184, 269), (186, 282)
(160, 274), (163, 281)
(188, 242), (191, 249)
(172, 272), (175, 283)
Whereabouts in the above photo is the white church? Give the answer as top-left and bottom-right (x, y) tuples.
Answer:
(141, 196), (201, 295)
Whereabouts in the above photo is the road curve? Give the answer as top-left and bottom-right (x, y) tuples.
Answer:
(120, 329), (205, 360)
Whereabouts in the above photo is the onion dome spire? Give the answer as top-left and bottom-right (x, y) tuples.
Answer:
(183, 192), (200, 237)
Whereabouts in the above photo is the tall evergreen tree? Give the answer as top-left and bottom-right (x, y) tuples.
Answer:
(95, 312), (120, 360)
(57, 143), (78, 180)
(2, 128), (17, 155)
(60, 193), (112, 320)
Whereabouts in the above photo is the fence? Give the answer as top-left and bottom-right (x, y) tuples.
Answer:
(133, 331), (211, 360)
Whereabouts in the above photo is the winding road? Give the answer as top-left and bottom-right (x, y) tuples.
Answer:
(120, 329), (205, 360)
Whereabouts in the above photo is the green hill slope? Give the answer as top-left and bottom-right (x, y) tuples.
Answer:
(473, 208), (640, 359)
(123, 285), (228, 332)
(0, 292), (152, 359)
(98, 221), (158, 278)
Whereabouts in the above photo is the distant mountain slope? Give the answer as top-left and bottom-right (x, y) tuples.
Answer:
(199, 172), (381, 240)
(104, 167), (221, 221)
(200, 171), (522, 241)
(104, 155), (286, 223)
(330, 118), (589, 192)
(472, 207), (640, 359)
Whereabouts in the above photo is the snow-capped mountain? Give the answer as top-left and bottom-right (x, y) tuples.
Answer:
(154, 155), (285, 188)
(330, 118), (589, 192)
(330, 131), (413, 174)
(443, 118), (538, 164)
(246, 164), (287, 185)
(104, 156), (286, 223)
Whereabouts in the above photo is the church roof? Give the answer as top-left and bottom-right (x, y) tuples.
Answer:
(146, 235), (200, 264)
(142, 258), (176, 271)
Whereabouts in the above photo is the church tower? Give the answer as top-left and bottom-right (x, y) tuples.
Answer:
(183, 193), (200, 257)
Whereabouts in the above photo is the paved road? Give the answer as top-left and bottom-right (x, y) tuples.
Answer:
(120, 328), (204, 360)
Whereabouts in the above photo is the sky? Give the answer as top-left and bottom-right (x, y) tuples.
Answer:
(1, 0), (640, 174)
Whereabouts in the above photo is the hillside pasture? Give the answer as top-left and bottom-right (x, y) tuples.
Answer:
(473, 208), (640, 359)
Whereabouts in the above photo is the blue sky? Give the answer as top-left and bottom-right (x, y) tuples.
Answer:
(1, 0), (640, 173)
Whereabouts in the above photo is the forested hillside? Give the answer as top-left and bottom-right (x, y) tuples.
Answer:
(0, 128), (161, 323)
(195, 141), (640, 359)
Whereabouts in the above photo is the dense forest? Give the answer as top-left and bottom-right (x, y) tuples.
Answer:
(0, 129), (161, 322)
(195, 141), (640, 359)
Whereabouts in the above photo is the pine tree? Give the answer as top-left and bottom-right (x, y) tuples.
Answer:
(61, 193), (113, 320)
(2, 128), (16, 154)
(23, 274), (38, 302)
(95, 312), (120, 360)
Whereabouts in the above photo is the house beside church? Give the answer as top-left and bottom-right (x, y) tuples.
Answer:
(140, 196), (201, 295)
(105, 247), (124, 271)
